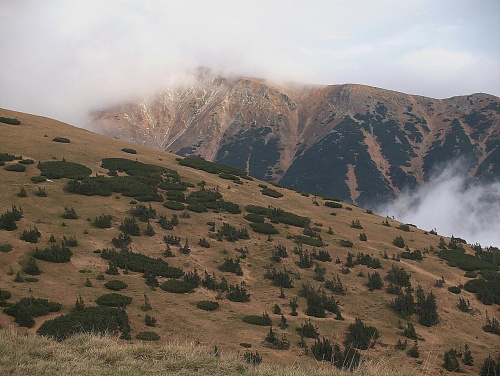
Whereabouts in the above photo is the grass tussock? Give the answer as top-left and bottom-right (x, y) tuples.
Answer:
(0, 326), (422, 376)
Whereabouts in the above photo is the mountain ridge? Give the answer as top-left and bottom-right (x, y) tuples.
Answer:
(88, 73), (500, 207)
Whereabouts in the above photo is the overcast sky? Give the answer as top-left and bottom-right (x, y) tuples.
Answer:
(1, 0), (499, 126)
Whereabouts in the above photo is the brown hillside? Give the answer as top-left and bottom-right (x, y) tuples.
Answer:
(1, 108), (499, 375)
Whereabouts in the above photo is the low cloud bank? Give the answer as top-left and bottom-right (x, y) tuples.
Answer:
(375, 162), (500, 248)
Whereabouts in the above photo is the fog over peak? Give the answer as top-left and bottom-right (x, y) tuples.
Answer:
(375, 160), (500, 248)
(1, 1), (499, 128)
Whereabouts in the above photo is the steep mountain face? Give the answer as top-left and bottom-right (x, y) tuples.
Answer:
(89, 71), (500, 207)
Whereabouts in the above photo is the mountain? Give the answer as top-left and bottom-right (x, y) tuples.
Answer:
(1, 108), (499, 375)
(89, 69), (500, 207)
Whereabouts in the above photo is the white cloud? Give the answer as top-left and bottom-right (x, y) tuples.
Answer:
(376, 160), (500, 248)
(0, 0), (498, 126)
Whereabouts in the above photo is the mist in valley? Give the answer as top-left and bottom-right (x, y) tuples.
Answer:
(376, 160), (500, 248)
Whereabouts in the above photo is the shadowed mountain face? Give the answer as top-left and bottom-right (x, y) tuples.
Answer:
(89, 71), (500, 207)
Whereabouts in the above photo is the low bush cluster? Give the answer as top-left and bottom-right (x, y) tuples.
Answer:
(37, 306), (130, 340)
(245, 205), (310, 228)
(4, 297), (62, 328)
(101, 249), (183, 279)
(196, 301), (219, 311)
(38, 161), (91, 180)
(33, 243), (72, 263)
(96, 293), (132, 307)
(242, 313), (272, 326)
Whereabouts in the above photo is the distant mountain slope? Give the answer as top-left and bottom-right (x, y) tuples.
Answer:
(89, 70), (500, 206)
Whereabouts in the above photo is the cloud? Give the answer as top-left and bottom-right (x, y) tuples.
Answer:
(0, 0), (499, 127)
(375, 160), (500, 248)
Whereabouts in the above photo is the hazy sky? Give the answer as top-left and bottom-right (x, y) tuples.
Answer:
(1, 0), (499, 126)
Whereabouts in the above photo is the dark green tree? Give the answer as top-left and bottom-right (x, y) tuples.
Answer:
(407, 340), (419, 358)
(463, 344), (474, 366)
(23, 257), (41, 275)
(419, 292), (438, 327)
(367, 271), (383, 291)
(443, 348), (461, 372)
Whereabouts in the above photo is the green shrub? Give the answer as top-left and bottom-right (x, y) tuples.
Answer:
(38, 161), (91, 180)
(18, 159), (34, 165)
(261, 187), (283, 198)
(244, 213), (265, 223)
(4, 297), (61, 328)
(198, 237), (210, 248)
(163, 200), (185, 210)
(294, 235), (324, 247)
(344, 317), (379, 350)
(216, 222), (249, 242)
(33, 243), (72, 263)
(160, 279), (195, 293)
(20, 227), (42, 243)
(130, 204), (156, 222)
(400, 248), (423, 261)
(397, 224), (411, 232)
(296, 319), (319, 338)
(245, 205), (310, 228)
(179, 156), (249, 178)
(5, 164), (26, 172)
(196, 301), (219, 311)
(23, 257), (41, 275)
(61, 207), (78, 219)
(95, 293), (132, 307)
(242, 313), (272, 326)
(264, 267), (293, 288)
(0, 289), (12, 300)
(136, 331), (160, 341)
(35, 187), (47, 197)
(93, 214), (112, 228)
(0, 116), (21, 125)
(120, 217), (140, 236)
(104, 280), (128, 291)
(250, 222), (279, 234)
(101, 249), (183, 278)
(351, 219), (363, 229)
(218, 257), (243, 276)
(340, 240), (353, 248)
(31, 176), (46, 183)
(187, 203), (207, 213)
(438, 248), (497, 272)
(464, 271), (478, 278)
(52, 137), (70, 143)
(121, 148), (137, 154)
(227, 284), (250, 302)
(325, 201), (342, 209)
(0, 243), (13, 253)
(448, 286), (461, 294)
(0, 205), (23, 231)
(17, 187), (27, 197)
(386, 265), (412, 287)
(62, 236), (78, 247)
(37, 306), (129, 340)
(464, 275), (500, 305)
(393, 236), (406, 248)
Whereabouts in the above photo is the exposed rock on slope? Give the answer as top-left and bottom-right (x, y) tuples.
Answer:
(89, 71), (500, 207)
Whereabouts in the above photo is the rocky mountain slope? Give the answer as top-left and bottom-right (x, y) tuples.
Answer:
(89, 70), (500, 207)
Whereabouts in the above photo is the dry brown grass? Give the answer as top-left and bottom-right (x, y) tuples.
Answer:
(0, 108), (498, 375)
(0, 326), (422, 376)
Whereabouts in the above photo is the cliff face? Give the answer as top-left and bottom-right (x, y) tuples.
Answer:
(89, 72), (500, 206)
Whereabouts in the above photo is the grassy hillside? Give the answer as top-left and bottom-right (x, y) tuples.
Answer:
(0, 108), (499, 375)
